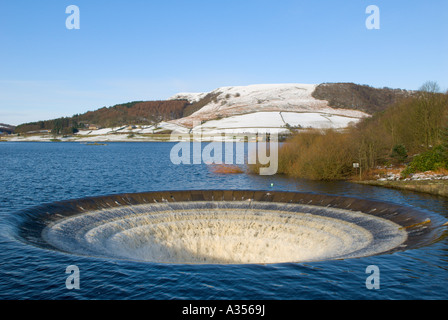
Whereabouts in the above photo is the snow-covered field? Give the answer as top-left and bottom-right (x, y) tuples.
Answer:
(191, 111), (360, 136)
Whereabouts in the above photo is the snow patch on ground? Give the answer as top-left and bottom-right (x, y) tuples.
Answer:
(374, 166), (448, 181)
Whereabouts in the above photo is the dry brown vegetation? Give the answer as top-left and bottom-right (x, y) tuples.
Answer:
(208, 164), (245, 174)
(182, 92), (222, 118)
(79, 100), (190, 126)
(274, 130), (356, 180)
(0, 123), (15, 134)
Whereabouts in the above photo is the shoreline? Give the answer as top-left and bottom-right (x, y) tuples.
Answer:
(0, 133), (271, 143)
(0, 134), (176, 143)
(353, 179), (448, 198)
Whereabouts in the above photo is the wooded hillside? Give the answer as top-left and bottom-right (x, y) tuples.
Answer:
(14, 100), (190, 134)
(266, 82), (448, 180)
(312, 83), (415, 114)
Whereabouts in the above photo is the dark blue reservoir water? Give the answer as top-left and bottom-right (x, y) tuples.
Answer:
(0, 142), (447, 300)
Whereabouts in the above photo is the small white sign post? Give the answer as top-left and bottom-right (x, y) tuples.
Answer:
(353, 163), (361, 180)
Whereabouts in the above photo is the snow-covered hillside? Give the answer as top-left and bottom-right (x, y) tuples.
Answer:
(170, 84), (369, 128)
(167, 83), (369, 133)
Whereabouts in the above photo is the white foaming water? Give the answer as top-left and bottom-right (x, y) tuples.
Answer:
(42, 202), (408, 264)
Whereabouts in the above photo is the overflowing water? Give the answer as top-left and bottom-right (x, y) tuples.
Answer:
(30, 200), (408, 264)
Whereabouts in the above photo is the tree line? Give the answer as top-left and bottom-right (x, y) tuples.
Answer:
(14, 100), (191, 134)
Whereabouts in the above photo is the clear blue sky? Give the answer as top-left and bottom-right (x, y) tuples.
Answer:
(0, 0), (447, 125)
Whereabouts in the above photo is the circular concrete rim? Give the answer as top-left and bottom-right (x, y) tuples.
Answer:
(16, 190), (443, 263)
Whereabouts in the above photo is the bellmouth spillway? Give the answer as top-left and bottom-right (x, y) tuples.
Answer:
(16, 190), (441, 265)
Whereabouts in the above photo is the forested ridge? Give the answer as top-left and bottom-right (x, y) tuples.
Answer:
(14, 99), (190, 134)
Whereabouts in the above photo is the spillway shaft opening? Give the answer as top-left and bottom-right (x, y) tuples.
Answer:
(17, 191), (442, 265)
